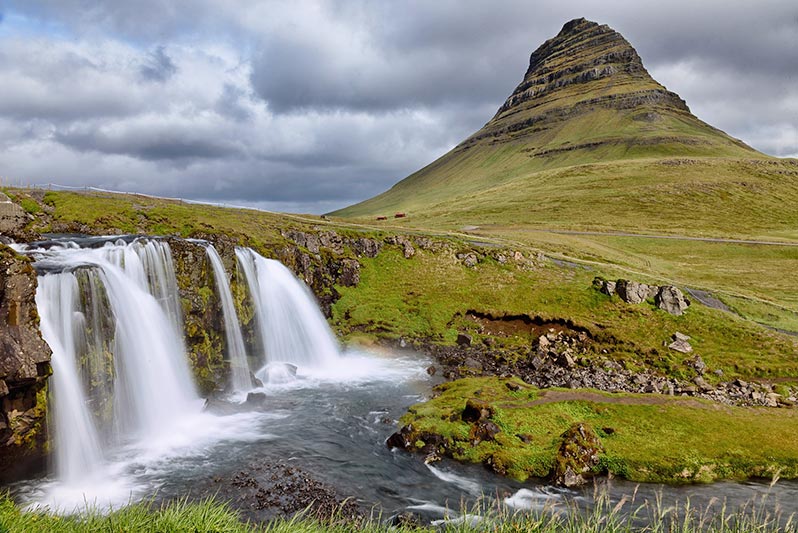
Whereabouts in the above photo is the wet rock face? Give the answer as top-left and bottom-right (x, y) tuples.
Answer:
(551, 423), (604, 487)
(0, 244), (52, 480)
(167, 238), (227, 394)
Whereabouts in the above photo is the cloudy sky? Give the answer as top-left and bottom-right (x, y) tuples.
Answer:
(1, 1), (796, 213)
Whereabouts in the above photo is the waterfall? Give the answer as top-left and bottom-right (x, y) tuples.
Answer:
(36, 274), (104, 483)
(24, 236), (343, 506)
(235, 248), (339, 380)
(101, 262), (197, 437)
(206, 245), (251, 391)
(31, 238), (200, 478)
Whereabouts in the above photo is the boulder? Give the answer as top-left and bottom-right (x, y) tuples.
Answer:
(655, 286), (690, 315)
(245, 392), (268, 406)
(688, 355), (706, 375)
(461, 253), (478, 268)
(456, 333), (472, 346)
(593, 277), (616, 296)
(257, 362), (298, 384)
(537, 335), (550, 350)
(551, 423), (604, 487)
(615, 279), (652, 304)
(385, 236), (416, 258)
(557, 351), (576, 368)
(602, 280), (616, 296)
(350, 237), (381, 258)
(669, 332), (693, 353)
(462, 398), (493, 422)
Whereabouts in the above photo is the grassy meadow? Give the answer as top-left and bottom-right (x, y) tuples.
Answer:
(397, 376), (798, 483)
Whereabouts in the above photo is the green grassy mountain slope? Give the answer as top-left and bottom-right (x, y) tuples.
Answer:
(333, 18), (785, 225)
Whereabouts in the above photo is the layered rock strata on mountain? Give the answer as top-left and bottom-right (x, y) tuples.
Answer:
(459, 18), (715, 152)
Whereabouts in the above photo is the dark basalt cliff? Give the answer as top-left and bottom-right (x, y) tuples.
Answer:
(0, 244), (51, 481)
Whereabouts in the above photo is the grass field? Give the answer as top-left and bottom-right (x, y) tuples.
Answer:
(397, 377), (798, 483)
(8, 188), (797, 381)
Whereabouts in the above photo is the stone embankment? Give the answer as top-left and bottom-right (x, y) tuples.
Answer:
(415, 327), (796, 409)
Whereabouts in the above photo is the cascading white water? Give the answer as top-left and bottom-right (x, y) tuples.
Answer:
(235, 248), (266, 365)
(103, 240), (185, 340)
(101, 262), (197, 437)
(206, 245), (251, 391)
(235, 248), (339, 381)
(35, 274), (104, 483)
(32, 239), (199, 453)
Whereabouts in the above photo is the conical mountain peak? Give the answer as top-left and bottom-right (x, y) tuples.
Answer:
(334, 18), (761, 219)
(471, 18), (695, 151)
(503, 17), (659, 115)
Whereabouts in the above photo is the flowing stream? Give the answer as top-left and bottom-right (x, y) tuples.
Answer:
(7, 235), (798, 523)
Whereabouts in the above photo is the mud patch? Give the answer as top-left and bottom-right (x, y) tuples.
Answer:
(465, 310), (590, 340)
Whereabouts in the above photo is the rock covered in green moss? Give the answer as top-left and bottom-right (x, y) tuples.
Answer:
(550, 423), (604, 487)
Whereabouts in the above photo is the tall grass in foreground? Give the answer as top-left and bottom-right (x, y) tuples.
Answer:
(0, 489), (794, 532)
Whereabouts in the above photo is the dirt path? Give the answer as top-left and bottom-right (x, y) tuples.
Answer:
(523, 228), (798, 247)
(520, 389), (721, 410)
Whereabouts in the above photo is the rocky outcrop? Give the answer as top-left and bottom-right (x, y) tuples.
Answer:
(594, 277), (691, 315)
(0, 244), (51, 480)
(168, 237), (228, 394)
(420, 329), (796, 408)
(0, 192), (35, 242)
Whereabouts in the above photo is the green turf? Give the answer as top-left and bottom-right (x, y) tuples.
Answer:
(398, 377), (798, 483)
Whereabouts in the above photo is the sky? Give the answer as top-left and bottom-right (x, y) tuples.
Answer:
(0, 1), (796, 214)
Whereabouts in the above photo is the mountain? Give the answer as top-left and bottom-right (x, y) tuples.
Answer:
(332, 19), (796, 237)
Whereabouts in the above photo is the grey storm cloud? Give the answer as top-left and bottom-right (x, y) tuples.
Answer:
(55, 125), (241, 162)
(1, 0), (796, 213)
(139, 46), (178, 82)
